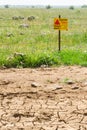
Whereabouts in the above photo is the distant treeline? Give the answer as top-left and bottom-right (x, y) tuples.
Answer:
(0, 4), (87, 9)
(81, 5), (87, 8)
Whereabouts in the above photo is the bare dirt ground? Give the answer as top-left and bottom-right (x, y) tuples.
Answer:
(0, 66), (87, 130)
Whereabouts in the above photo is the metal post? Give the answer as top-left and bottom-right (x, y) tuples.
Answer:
(58, 15), (61, 51)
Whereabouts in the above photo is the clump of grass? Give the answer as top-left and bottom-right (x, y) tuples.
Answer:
(4, 51), (59, 68)
(2, 49), (87, 68)
(58, 49), (87, 66)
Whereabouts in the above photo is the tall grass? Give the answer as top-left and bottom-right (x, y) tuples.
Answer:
(2, 49), (87, 68)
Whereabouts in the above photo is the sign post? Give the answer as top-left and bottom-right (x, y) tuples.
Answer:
(54, 15), (68, 51)
(59, 15), (61, 51)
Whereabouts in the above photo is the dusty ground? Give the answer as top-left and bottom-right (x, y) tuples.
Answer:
(0, 66), (87, 130)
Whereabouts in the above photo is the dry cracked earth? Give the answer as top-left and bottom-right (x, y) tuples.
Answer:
(0, 66), (87, 130)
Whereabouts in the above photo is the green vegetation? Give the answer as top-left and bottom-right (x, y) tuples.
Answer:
(0, 8), (87, 68)
(4, 5), (9, 8)
(46, 5), (51, 9)
(69, 6), (74, 10)
(82, 5), (87, 8)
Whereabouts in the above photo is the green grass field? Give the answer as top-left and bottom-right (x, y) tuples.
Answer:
(0, 8), (87, 67)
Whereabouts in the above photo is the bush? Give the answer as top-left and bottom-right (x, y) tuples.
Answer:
(69, 6), (74, 10)
(4, 5), (9, 8)
(46, 5), (51, 9)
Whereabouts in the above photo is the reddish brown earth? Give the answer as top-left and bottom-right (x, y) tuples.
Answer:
(0, 66), (87, 130)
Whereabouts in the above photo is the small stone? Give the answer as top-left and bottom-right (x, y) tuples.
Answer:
(40, 64), (48, 68)
(66, 79), (75, 85)
(27, 16), (35, 21)
(19, 24), (29, 28)
(7, 33), (14, 37)
(55, 86), (63, 90)
(71, 86), (79, 90)
(0, 80), (10, 85)
(47, 84), (63, 91)
(31, 82), (41, 88)
(83, 82), (87, 86)
(14, 52), (25, 57)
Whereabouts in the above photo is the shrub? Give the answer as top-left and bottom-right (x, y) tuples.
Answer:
(4, 5), (9, 8)
(69, 6), (74, 10)
(46, 5), (51, 9)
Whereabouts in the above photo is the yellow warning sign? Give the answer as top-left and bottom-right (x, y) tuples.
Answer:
(54, 18), (68, 30)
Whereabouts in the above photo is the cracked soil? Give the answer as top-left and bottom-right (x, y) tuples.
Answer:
(0, 66), (87, 130)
